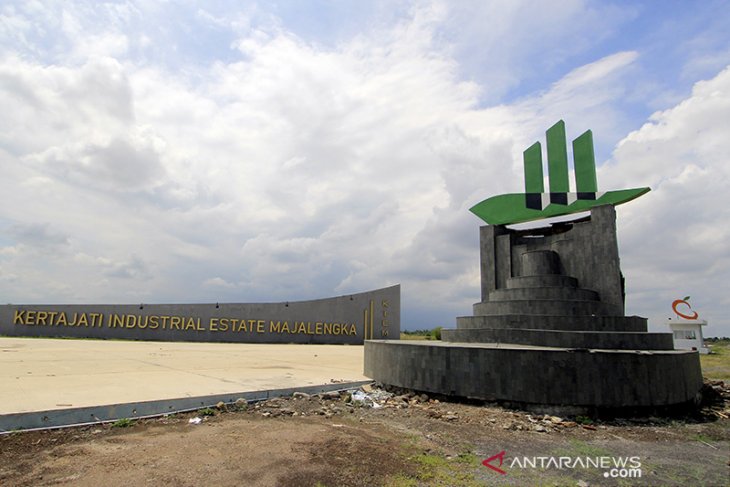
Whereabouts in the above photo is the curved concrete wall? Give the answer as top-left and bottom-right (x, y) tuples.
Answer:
(0, 285), (400, 345)
(365, 340), (702, 410)
(521, 250), (561, 276)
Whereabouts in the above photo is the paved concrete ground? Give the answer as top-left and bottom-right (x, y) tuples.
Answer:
(0, 337), (366, 415)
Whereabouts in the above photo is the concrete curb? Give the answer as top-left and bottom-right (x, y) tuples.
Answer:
(0, 380), (372, 433)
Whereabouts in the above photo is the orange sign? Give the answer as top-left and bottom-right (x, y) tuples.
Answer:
(672, 296), (699, 320)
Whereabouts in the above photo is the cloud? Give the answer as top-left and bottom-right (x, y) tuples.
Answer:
(0, 56), (134, 156)
(101, 255), (150, 280)
(31, 135), (165, 191)
(203, 277), (236, 289)
(0, 2), (484, 310)
(433, 0), (637, 103)
(0, 1), (727, 337)
(9, 222), (70, 251)
(602, 66), (730, 336)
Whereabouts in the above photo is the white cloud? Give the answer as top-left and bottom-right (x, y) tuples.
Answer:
(0, 0), (727, 337)
(203, 277), (236, 289)
(603, 66), (730, 337)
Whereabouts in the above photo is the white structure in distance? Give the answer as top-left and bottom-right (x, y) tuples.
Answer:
(666, 297), (710, 354)
(667, 318), (709, 354)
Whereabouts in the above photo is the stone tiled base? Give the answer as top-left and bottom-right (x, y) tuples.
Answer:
(364, 340), (703, 412)
(455, 314), (648, 332)
(377, 208), (705, 414)
(441, 328), (673, 350)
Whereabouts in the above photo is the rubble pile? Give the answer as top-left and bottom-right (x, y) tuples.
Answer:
(700, 379), (730, 419)
(186, 380), (729, 435)
(227, 384), (598, 434)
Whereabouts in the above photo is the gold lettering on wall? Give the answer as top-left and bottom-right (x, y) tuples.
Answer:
(381, 299), (390, 337)
(9, 308), (366, 339)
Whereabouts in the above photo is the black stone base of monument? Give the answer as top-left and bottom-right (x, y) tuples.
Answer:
(364, 206), (703, 414)
(364, 340), (702, 415)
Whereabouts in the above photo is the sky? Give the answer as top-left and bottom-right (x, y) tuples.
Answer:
(0, 0), (729, 337)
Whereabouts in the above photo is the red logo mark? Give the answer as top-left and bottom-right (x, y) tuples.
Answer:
(672, 296), (699, 320)
(482, 450), (507, 475)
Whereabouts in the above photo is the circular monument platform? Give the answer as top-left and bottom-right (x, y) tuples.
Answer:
(364, 206), (703, 414)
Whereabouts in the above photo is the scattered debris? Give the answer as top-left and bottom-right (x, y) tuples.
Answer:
(175, 381), (729, 439)
(699, 379), (730, 419)
(350, 388), (392, 408)
(188, 417), (202, 425)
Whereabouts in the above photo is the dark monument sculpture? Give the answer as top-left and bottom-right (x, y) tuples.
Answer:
(365, 121), (702, 413)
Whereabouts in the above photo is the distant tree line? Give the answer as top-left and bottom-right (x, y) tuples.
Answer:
(401, 327), (443, 340)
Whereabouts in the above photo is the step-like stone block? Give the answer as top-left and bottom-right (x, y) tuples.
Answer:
(506, 275), (578, 289)
(473, 299), (612, 317)
(440, 328), (674, 350)
(489, 287), (599, 302)
(455, 314), (648, 332)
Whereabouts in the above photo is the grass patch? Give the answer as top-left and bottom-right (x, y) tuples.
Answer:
(385, 450), (482, 487)
(688, 432), (715, 443)
(111, 418), (134, 428)
(700, 339), (730, 381)
(400, 328), (444, 341)
(198, 407), (217, 417)
(552, 439), (614, 458)
(400, 330), (432, 340)
(384, 473), (418, 487)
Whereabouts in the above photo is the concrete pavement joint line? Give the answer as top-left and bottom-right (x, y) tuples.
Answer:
(106, 358), (363, 386)
(0, 380), (373, 433)
(105, 357), (254, 386)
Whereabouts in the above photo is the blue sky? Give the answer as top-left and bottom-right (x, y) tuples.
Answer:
(0, 0), (729, 337)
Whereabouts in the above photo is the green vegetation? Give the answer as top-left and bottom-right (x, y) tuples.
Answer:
(401, 329), (431, 339)
(386, 450), (482, 487)
(688, 432), (714, 443)
(111, 418), (134, 428)
(700, 338), (730, 381)
(401, 327), (444, 341)
(198, 407), (217, 417)
(553, 439), (614, 459)
(384, 474), (418, 487)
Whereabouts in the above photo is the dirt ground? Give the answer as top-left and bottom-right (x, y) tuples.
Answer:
(1, 382), (728, 487)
